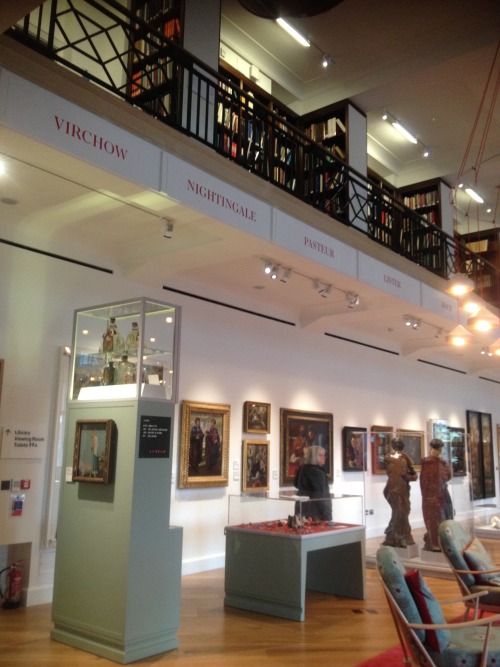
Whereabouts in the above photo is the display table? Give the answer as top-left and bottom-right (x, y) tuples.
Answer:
(224, 520), (366, 621)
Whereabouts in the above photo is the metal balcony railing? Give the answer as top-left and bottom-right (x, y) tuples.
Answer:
(6, 0), (499, 309)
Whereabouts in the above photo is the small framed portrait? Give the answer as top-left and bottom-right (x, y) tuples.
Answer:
(72, 419), (117, 484)
(396, 429), (425, 471)
(342, 426), (367, 471)
(370, 425), (393, 475)
(449, 426), (467, 477)
(242, 440), (269, 492)
(179, 400), (230, 489)
(243, 401), (271, 434)
(280, 408), (333, 486)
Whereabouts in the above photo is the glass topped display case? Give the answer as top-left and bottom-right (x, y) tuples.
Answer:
(70, 298), (180, 402)
(227, 491), (364, 534)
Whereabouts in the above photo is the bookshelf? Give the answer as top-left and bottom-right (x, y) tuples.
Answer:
(367, 169), (398, 248)
(129, 0), (182, 118)
(216, 64), (299, 190)
(460, 228), (500, 307)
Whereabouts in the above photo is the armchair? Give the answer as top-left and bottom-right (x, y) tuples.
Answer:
(377, 545), (500, 667)
(439, 519), (500, 620)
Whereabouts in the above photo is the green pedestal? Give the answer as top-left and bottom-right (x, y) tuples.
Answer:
(51, 400), (182, 664)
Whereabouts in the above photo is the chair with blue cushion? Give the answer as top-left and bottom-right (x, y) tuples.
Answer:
(439, 519), (500, 620)
(377, 545), (500, 667)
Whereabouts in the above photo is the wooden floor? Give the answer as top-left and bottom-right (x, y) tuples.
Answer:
(2, 537), (500, 666)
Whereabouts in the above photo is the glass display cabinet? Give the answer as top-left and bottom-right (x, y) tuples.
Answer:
(70, 297), (180, 402)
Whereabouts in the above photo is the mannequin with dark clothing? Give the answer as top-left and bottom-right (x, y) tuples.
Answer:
(294, 445), (332, 521)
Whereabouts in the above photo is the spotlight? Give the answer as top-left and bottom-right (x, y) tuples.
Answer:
(346, 292), (359, 308)
(280, 268), (292, 284)
(270, 264), (280, 280)
(404, 315), (413, 327)
(163, 220), (174, 238)
(263, 259), (273, 275)
(445, 325), (473, 347)
(445, 272), (475, 296)
(313, 280), (332, 298)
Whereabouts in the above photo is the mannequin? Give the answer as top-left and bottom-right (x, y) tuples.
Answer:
(383, 438), (418, 548)
(420, 438), (453, 551)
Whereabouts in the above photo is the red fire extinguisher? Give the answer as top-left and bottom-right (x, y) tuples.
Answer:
(0, 561), (22, 609)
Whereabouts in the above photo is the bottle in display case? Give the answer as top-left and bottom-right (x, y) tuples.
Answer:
(70, 298), (180, 402)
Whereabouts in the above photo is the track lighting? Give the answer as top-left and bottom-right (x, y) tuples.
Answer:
(481, 347), (493, 357)
(270, 264), (279, 280)
(403, 315), (420, 330)
(162, 219), (174, 238)
(382, 109), (429, 153)
(346, 292), (360, 308)
(313, 280), (332, 298)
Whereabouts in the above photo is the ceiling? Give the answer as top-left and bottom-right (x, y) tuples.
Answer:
(1, 0), (500, 382)
(220, 0), (500, 233)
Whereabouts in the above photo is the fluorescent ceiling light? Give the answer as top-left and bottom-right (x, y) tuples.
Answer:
(276, 18), (310, 47)
(392, 121), (418, 144)
(465, 187), (484, 203)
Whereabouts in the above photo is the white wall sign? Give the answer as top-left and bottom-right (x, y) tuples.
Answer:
(358, 254), (420, 305)
(164, 154), (272, 239)
(0, 426), (47, 459)
(273, 210), (358, 277)
(0, 69), (162, 189)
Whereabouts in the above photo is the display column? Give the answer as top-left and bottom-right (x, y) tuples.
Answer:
(51, 398), (182, 664)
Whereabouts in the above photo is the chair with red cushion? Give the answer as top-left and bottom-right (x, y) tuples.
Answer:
(377, 545), (500, 667)
(439, 519), (500, 620)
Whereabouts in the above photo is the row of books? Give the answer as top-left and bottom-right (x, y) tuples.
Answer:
(134, 0), (178, 23)
(305, 116), (346, 142)
(403, 191), (438, 209)
(131, 60), (173, 97)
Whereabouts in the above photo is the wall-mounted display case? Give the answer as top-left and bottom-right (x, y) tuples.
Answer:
(70, 298), (180, 402)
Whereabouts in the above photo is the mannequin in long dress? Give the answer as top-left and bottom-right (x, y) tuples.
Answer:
(383, 438), (418, 548)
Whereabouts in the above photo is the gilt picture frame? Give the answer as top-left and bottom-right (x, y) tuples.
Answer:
(396, 429), (425, 471)
(342, 426), (367, 471)
(242, 440), (269, 492)
(243, 401), (271, 434)
(280, 408), (333, 486)
(370, 425), (393, 475)
(72, 419), (116, 484)
(179, 400), (230, 489)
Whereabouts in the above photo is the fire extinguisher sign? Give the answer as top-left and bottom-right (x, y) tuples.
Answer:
(10, 494), (25, 517)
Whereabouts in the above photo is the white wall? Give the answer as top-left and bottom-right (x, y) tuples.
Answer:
(1, 240), (499, 604)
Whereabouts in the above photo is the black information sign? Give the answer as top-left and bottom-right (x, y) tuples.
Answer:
(139, 415), (171, 459)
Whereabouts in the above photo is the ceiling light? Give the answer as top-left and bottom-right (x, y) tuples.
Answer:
(392, 121), (418, 144)
(465, 187), (484, 203)
(423, 147), (430, 158)
(444, 272), (475, 296)
(382, 110), (388, 121)
(404, 314), (413, 327)
(445, 325), (473, 347)
(460, 293), (481, 315)
(263, 259), (273, 275)
(270, 264), (280, 280)
(276, 18), (310, 47)
(491, 338), (500, 356)
(486, 207), (492, 213)
(467, 310), (498, 332)
(481, 347), (493, 357)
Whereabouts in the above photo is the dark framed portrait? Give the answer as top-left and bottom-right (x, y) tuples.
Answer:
(449, 426), (467, 477)
(72, 419), (116, 484)
(467, 410), (495, 500)
(242, 440), (269, 492)
(342, 426), (367, 471)
(179, 400), (230, 489)
(243, 401), (270, 434)
(396, 429), (425, 471)
(280, 408), (333, 486)
(370, 425), (393, 475)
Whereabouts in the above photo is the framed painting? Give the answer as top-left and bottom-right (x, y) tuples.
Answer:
(280, 408), (333, 486)
(72, 419), (116, 484)
(342, 426), (367, 471)
(396, 429), (425, 471)
(243, 401), (271, 434)
(370, 425), (393, 475)
(179, 400), (230, 489)
(467, 410), (482, 500)
(449, 426), (467, 477)
(242, 440), (269, 492)
(481, 412), (495, 498)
